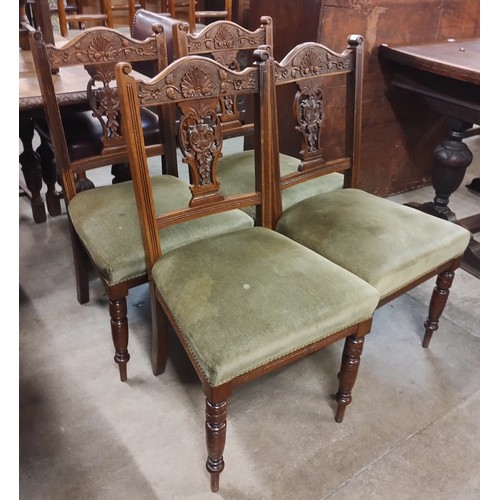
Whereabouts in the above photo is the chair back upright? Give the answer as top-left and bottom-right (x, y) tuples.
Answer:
(29, 26), (169, 203)
(116, 46), (278, 272)
(269, 36), (365, 225)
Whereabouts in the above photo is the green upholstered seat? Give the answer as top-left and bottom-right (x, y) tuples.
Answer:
(68, 175), (254, 286)
(216, 150), (344, 220)
(152, 227), (379, 386)
(276, 188), (471, 300)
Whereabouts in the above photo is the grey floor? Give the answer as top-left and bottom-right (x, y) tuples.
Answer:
(19, 137), (480, 499)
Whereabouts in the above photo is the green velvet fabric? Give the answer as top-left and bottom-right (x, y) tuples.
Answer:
(276, 188), (471, 299)
(152, 227), (379, 386)
(68, 175), (254, 286)
(216, 150), (344, 220)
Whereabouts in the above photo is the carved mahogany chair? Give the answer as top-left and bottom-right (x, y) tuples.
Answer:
(116, 47), (379, 492)
(264, 38), (471, 349)
(29, 26), (254, 382)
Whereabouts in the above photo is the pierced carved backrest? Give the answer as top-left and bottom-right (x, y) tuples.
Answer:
(116, 48), (276, 273)
(29, 27), (168, 201)
(173, 16), (273, 136)
(272, 37), (364, 205)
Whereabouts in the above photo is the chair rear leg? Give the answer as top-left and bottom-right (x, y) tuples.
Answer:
(109, 296), (130, 382)
(68, 223), (90, 304)
(335, 334), (365, 423)
(151, 286), (168, 376)
(205, 398), (227, 493)
(423, 269), (455, 348)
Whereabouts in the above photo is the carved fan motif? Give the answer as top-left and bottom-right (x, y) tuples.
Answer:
(213, 26), (237, 49)
(298, 50), (324, 77)
(181, 67), (216, 98)
(86, 35), (120, 62)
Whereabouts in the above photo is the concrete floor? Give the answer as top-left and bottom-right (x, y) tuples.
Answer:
(18, 137), (480, 499)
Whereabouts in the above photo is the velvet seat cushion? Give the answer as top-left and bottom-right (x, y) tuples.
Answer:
(68, 175), (254, 286)
(216, 150), (344, 220)
(275, 188), (471, 300)
(152, 227), (379, 386)
(35, 107), (160, 161)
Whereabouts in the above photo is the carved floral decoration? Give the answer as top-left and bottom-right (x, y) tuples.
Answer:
(49, 34), (156, 65)
(87, 66), (120, 140)
(295, 82), (324, 154)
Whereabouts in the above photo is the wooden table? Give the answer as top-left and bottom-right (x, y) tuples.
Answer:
(379, 38), (480, 277)
(20, 37), (91, 223)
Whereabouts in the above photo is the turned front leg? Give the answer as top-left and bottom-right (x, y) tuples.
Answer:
(205, 398), (227, 492)
(335, 335), (365, 423)
(109, 297), (130, 382)
(423, 269), (455, 348)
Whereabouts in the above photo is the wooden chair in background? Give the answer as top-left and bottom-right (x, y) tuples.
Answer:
(187, 0), (232, 32)
(56, 0), (111, 37)
(116, 45), (379, 492)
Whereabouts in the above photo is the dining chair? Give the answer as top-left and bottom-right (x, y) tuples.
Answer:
(29, 26), (254, 382)
(265, 38), (471, 349)
(116, 45), (379, 492)
(107, 0), (146, 32)
(56, 0), (111, 38)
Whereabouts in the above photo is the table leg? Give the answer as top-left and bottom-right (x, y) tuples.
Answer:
(406, 117), (479, 278)
(19, 114), (47, 223)
(37, 134), (62, 216)
(406, 117), (474, 222)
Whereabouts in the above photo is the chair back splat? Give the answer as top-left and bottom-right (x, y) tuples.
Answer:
(116, 44), (379, 491)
